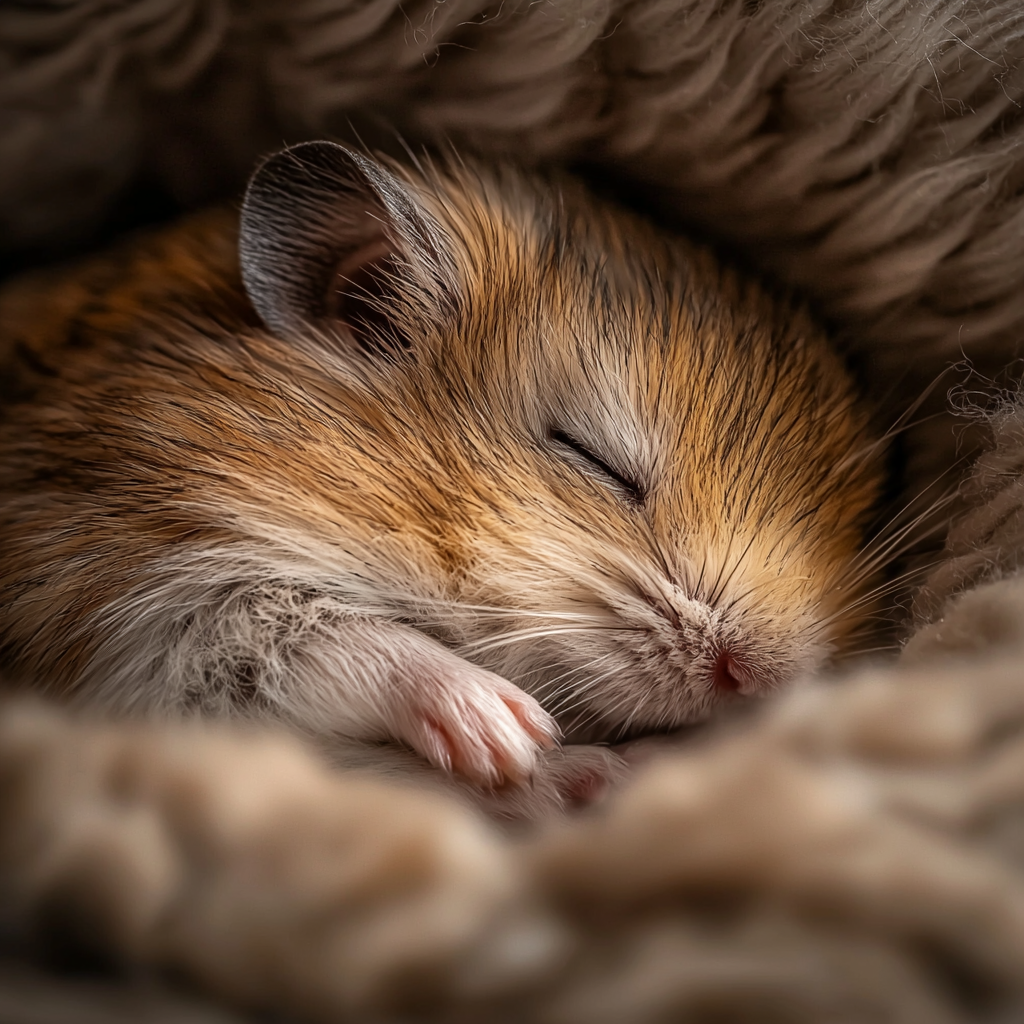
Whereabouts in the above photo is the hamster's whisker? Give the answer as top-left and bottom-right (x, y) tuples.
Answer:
(836, 561), (938, 603)
(551, 669), (624, 723)
(848, 467), (964, 576)
(848, 491), (958, 576)
(535, 651), (617, 700)
(692, 551), (710, 604)
(836, 410), (946, 475)
(542, 670), (616, 714)
(824, 489), (957, 611)
(831, 565), (937, 618)
(641, 520), (678, 588)
(456, 624), (634, 657)
(544, 661), (623, 718)
(838, 536), (944, 601)
(816, 581), (918, 628)
(842, 641), (902, 659)
(708, 531), (759, 608)
(613, 677), (664, 740)
(835, 370), (951, 474)
(570, 690), (634, 737)
(415, 614), (612, 634)
(706, 518), (742, 606)
(407, 598), (612, 625)
(810, 568), (934, 635)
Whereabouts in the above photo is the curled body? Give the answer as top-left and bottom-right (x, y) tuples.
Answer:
(0, 143), (882, 807)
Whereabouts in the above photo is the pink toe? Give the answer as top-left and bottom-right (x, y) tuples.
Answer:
(418, 717), (454, 773)
(500, 695), (559, 749)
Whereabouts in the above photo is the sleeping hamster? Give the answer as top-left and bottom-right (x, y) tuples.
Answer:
(0, 141), (881, 794)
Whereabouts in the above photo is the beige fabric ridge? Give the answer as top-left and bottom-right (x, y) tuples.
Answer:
(5, 0), (1024, 385)
(4, 0), (1024, 1019)
(7, 584), (1024, 1022)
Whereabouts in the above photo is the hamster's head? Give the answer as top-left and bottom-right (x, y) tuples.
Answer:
(238, 142), (882, 741)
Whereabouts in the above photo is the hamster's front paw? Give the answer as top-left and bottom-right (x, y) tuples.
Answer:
(393, 658), (559, 787)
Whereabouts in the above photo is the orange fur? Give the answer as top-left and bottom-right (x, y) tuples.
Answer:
(0, 152), (882, 798)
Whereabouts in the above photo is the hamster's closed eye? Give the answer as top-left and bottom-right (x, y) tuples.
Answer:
(0, 140), (883, 812)
(549, 428), (647, 506)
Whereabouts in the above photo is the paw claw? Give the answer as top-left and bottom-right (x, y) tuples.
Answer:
(501, 694), (560, 750)
(419, 718), (454, 774)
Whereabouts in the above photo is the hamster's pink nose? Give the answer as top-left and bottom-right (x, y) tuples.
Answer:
(713, 652), (741, 693)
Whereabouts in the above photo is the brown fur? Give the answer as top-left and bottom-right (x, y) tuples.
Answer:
(0, 152), (880, 802)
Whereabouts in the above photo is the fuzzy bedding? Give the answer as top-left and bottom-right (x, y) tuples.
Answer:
(3, 0), (1024, 1021)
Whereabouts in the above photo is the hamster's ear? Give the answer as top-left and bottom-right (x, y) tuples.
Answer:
(239, 141), (456, 354)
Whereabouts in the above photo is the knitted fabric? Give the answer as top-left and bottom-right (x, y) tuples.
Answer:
(4, 1), (1024, 1020)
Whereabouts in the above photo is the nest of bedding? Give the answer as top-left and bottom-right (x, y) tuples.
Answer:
(3, 0), (1024, 1020)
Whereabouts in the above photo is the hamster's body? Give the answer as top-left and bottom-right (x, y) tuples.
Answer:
(0, 143), (881, 804)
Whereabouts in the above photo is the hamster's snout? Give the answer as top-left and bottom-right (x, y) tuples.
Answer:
(708, 650), (775, 697)
(639, 586), (782, 702)
(712, 652), (741, 693)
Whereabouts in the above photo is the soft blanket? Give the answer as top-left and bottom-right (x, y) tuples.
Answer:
(3, 1), (1024, 1020)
